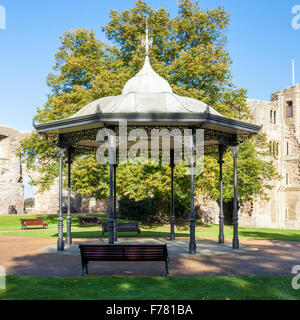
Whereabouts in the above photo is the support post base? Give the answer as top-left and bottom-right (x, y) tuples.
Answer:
(57, 239), (65, 251)
(218, 235), (224, 244)
(232, 238), (239, 249)
(189, 244), (196, 254)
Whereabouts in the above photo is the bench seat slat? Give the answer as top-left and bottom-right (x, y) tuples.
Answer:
(101, 222), (141, 236)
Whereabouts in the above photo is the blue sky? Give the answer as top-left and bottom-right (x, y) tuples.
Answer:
(0, 0), (299, 132)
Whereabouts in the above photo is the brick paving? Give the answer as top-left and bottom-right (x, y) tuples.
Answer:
(0, 234), (300, 277)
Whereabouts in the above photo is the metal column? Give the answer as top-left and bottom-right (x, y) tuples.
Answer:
(57, 147), (65, 251)
(65, 147), (73, 246)
(231, 146), (239, 249)
(108, 164), (115, 244)
(113, 164), (117, 242)
(170, 149), (175, 240)
(189, 135), (196, 254)
(218, 145), (226, 244)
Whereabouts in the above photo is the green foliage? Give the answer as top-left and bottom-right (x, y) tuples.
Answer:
(24, 198), (35, 208)
(119, 196), (156, 224)
(20, 0), (280, 224)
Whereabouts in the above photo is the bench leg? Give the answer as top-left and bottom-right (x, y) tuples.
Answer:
(164, 258), (169, 277)
(101, 230), (105, 237)
(82, 262), (89, 277)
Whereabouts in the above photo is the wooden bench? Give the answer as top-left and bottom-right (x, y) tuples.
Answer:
(78, 217), (99, 226)
(79, 244), (169, 277)
(101, 222), (141, 237)
(20, 218), (48, 229)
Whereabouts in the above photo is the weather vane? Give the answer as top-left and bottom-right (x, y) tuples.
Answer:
(141, 18), (153, 57)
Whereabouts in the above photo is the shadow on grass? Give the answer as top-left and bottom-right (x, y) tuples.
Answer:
(239, 230), (300, 242)
(64, 230), (190, 239)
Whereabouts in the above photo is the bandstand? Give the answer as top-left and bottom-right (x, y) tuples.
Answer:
(34, 24), (261, 254)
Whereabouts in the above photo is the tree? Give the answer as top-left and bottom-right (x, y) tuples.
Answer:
(20, 0), (280, 224)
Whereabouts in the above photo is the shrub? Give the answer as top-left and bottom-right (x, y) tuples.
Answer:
(119, 194), (191, 226)
(119, 196), (156, 224)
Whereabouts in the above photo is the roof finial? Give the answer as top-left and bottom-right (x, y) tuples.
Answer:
(142, 17), (152, 58)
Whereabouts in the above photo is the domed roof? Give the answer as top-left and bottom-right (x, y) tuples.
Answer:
(122, 57), (173, 94)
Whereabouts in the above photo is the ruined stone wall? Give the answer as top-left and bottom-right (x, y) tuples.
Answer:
(34, 179), (108, 215)
(239, 84), (300, 229)
(0, 126), (30, 214)
(34, 178), (83, 214)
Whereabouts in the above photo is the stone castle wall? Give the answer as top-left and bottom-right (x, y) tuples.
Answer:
(239, 84), (300, 229)
(0, 126), (30, 214)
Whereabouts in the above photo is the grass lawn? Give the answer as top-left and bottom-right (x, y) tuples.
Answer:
(0, 275), (298, 300)
(1, 215), (300, 242)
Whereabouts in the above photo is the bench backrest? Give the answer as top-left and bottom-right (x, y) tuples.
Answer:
(117, 222), (139, 231)
(79, 217), (98, 223)
(79, 244), (168, 261)
(101, 222), (139, 232)
(20, 218), (45, 225)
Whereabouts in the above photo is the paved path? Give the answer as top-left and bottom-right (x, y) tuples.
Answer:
(39, 238), (258, 257)
(0, 234), (300, 277)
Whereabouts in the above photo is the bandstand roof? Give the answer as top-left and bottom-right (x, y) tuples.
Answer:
(34, 26), (261, 151)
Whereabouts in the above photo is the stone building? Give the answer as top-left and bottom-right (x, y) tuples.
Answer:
(34, 181), (107, 215)
(0, 126), (30, 214)
(238, 84), (300, 229)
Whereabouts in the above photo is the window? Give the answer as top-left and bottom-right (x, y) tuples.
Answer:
(286, 101), (293, 117)
(270, 110), (273, 123)
(286, 173), (289, 185)
(270, 110), (277, 124)
(287, 141), (289, 155)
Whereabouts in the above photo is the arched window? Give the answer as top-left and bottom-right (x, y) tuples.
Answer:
(274, 111), (276, 124)
(287, 141), (289, 155)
